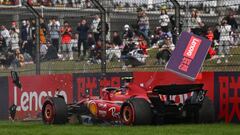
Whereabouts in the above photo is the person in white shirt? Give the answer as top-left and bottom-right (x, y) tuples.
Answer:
(40, 43), (48, 59)
(159, 7), (170, 33)
(91, 15), (101, 41)
(106, 42), (121, 62)
(9, 28), (19, 51)
(0, 25), (10, 47)
(217, 19), (232, 64)
(189, 9), (202, 35)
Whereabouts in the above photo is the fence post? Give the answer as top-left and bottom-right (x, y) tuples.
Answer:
(22, 1), (41, 75)
(90, 0), (107, 75)
(170, 0), (180, 37)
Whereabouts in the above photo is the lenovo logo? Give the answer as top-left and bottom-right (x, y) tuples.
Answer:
(13, 86), (68, 111)
(183, 36), (202, 59)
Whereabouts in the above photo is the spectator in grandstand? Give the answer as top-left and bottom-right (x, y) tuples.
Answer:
(51, 0), (62, 6)
(31, 19), (37, 40)
(40, 18), (48, 44)
(21, 20), (29, 44)
(0, 35), (6, 51)
(10, 49), (24, 69)
(159, 6), (170, 34)
(70, 33), (78, 52)
(226, 12), (238, 31)
(217, 18), (232, 64)
(86, 33), (95, 51)
(87, 33), (96, 53)
(0, 30), (7, 51)
(44, 41), (59, 60)
(21, 20), (35, 60)
(85, 0), (91, 8)
(77, 19), (89, 59)
(97, 20), (109, 41)
(156, 34), (175, 65)
(0, 25), (10, 48)
(122, 24), (133, 40)
(60, 21), (73, 60)
(189, 9), (203, 36)
(150, 27), (162, 47)
(106, 42), (121, 62)
(122, 48), (147, 70)
(91, 15), (101, 41)
(226, 12), (238, 46)
(203, 26), (216, 59)
(87, 39), (101, 64)
(40, 41), (48, 59)
(112, 31), (122, 47)
(9, 28), (19, 51)
(48, 18), (60, 51)
(137, 9), (149, 39)
(11, 21), (20, 34)
(138, 35), (148, 56)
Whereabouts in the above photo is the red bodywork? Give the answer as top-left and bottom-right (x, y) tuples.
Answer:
(80, 82), (149, 122)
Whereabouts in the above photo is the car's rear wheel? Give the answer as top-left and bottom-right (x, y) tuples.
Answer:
(121, 98), (152, 125)
(42, 97), (68, 124)
(186, 96), (215, 123)
(197, 97), (215, 123)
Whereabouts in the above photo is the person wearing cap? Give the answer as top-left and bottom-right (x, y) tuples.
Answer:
(159, 6), (170, 33)
(122, 24), (133, 40)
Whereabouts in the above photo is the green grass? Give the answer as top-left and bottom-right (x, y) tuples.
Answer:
(0, 121), (239, 135)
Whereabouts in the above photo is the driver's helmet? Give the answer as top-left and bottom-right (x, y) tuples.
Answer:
(122, 77), (134, 85)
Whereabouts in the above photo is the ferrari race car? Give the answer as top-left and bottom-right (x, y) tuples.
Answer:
(42, 78), (215, 125)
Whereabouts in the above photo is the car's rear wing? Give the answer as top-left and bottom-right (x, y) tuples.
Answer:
(152, 84), (204, 95)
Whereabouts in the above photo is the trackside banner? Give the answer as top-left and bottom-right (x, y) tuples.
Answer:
(8, 74), (73, 120)
(214, 72), (240, 123)
(166, 32), (212, 80)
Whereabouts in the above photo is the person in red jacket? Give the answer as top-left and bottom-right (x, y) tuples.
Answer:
(138, 35), (148, 56)
(60, 21), (73, 60)
(206, 27), (216, 59)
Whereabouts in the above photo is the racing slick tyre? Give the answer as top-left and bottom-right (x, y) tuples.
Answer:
(186, 97), (215, 123)
(121, 98), (152, 125)
(197, 97), (215, 123)
(42, 97), (68, 124)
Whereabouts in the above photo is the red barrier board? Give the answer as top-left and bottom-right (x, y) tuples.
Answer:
(214, 72), (240, 123)
(3, 71), (240, 123)
(8, 74), (73, 120)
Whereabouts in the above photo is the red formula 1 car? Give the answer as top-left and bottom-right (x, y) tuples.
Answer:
(42, 78), (215, 125)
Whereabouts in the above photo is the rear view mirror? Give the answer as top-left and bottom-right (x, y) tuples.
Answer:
(11, 71), (22, 89)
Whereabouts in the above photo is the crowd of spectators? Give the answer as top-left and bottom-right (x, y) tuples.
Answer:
(0, 0), (92, 8)
(0, 6), (239, 70)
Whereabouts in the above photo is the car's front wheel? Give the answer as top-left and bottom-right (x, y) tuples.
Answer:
(42, 97), (68, 124)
